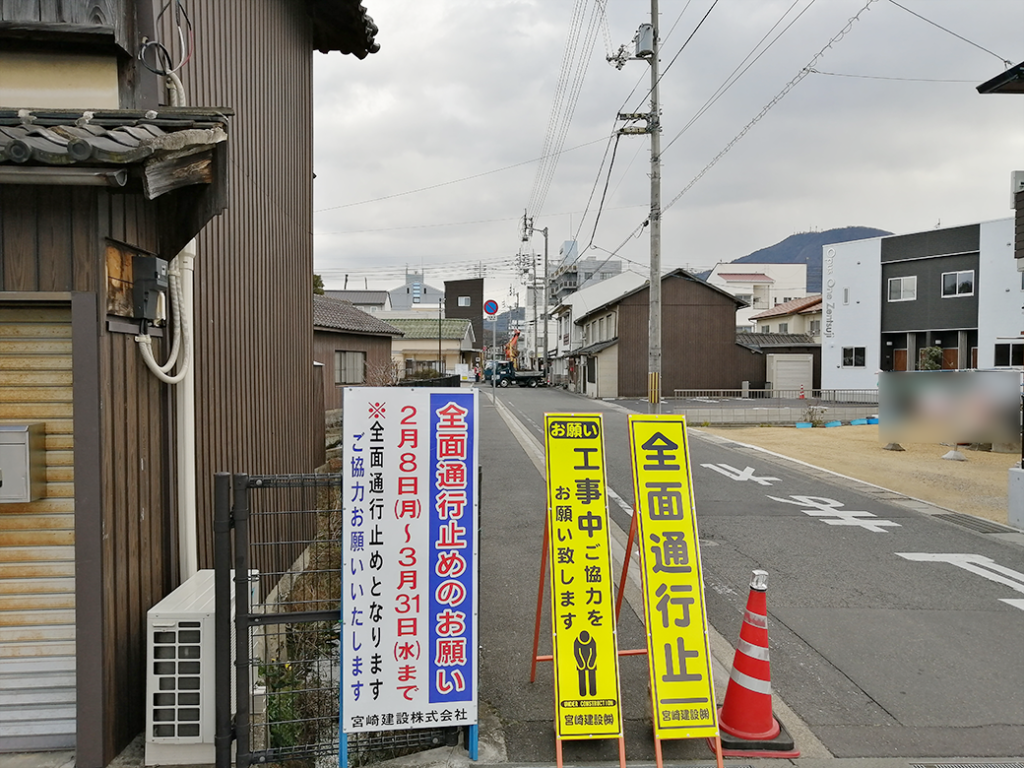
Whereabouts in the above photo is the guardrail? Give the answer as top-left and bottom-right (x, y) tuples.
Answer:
(671, 388), (878, 404)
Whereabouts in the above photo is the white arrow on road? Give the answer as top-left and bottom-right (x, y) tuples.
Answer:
(896, 552), (1024, 611)
(768, 494), (901, 532)
(702, 463), (781, 486)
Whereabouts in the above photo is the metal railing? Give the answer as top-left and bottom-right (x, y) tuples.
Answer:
(671, 388), (878, 404)
(214, 473), (453, 768)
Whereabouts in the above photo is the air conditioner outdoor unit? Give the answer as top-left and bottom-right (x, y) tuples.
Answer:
(145, 569), (257, 766)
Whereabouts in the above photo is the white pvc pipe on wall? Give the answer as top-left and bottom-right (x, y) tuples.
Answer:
(176, 240), (198, 580)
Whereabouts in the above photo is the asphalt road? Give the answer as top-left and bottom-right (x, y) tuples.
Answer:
(476, 384), (1024, 763)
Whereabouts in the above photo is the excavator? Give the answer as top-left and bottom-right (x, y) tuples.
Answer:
(504, 329), (520, 367)
(486, 329), (545, 387)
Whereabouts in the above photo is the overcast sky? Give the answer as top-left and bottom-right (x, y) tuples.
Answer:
(311, 0), (1023, 306)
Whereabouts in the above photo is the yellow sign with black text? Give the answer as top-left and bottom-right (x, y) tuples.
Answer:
(544, 414), (623, 740)
(628, 415), (718, 740)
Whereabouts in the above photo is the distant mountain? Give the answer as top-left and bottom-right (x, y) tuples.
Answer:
(699, 226), (891, 293)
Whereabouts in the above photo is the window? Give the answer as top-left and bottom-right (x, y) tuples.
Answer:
(777, 322), (788, 333)
(809, 319), (821, 335)
(994, 343), (1024, 367)
(458, 296), (471, 307)
(842, 347), (866, 368)
(334, 351), (366, 384)
(941, 270), (974, 297)
(843, 288), (850, 305)
(887, 276), (917, 302)
(759, 324), (770, 334)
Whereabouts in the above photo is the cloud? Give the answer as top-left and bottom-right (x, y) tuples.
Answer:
(312, 0), (1023, 295)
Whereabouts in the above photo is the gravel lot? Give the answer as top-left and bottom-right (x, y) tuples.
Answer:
(695, 424), (1018, 525)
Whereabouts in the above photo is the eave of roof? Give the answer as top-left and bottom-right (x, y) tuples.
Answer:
(306, 0), (380, 58)
(977, 60), (1024, 94)
(577, 338), (618, 356)
(736, 332), (818, 347)
(717, 272), (773, 282)
(0, 108), (229, 198)
(749, 295), (822, 320)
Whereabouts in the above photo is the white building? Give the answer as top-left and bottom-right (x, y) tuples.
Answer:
(822, 217), (1019, 391)
(549, 270), (648, 389)
(705, 262), (808, 331)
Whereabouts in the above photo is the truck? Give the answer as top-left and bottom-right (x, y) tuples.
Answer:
(484, 360), (546, 388)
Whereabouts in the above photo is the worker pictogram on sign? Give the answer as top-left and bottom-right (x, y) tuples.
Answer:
(543, 413), (623, 746)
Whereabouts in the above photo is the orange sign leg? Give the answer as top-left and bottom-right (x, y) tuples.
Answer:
(530, 519), (549, 683)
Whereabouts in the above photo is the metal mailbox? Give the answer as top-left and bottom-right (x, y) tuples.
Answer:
(0, 423), (46, 503)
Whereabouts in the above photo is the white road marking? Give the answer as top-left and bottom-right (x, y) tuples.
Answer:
(606, 486), (635, 517)
(701, 463), (781, 486)
(896, 552), (1024, 611)
(768, 494), (901, 532)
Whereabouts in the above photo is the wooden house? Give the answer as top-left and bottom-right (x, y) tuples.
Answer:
(571, 269), (766, 398)
(313, 295), (403, 408)
(0, 1), (378, 765)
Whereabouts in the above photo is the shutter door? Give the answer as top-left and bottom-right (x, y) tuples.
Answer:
(769, 354), (813, 393)
(0, 304), (76, 751)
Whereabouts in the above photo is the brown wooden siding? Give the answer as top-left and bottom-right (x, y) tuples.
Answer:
(3, 1), (329, 761)
(734, 346), (768, 390)
(1, 187), (177, 764)
(616, 274), (756, 398)
(97, 189), (177, 764)
(155, 1), (319, 575)
(314, 330), (395, 410)
(0, 0), (130, 52)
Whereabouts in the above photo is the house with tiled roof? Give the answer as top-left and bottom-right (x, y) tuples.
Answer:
(383, 317), (478, 378)
(750, 295), (823, 342)
(313, 295), (403, 407)
(0, 1), (378, 763)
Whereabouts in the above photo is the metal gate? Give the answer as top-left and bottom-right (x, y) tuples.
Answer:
(213, 472), (454, 768)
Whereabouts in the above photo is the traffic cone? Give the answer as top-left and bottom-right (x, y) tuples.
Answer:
(708, 570), (799, 758)
(798, 384), (805, 399)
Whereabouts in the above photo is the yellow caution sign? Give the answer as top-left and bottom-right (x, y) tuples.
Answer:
(628, 415), (718, 740)
(544, 414), (623, 740)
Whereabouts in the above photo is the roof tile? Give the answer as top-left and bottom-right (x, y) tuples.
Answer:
(313, 295), (403, 335)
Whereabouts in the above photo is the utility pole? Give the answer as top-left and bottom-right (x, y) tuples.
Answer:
(648, 2), (662, 412)
(611, 4), (661, 411)
(523, 214), (550, 378)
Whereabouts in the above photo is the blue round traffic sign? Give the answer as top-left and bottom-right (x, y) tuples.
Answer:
(484, 299), (499, 315)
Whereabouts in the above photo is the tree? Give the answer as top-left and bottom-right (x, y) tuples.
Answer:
(919, 345), (943, 370)
(313, 274), (325, 295)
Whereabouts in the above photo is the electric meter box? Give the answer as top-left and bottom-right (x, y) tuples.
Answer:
(0, 423), (46, 503)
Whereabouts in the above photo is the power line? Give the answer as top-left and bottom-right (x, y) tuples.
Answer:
(527, 0), (609, 218)
(661, 0), (880, 214)
(313, 215), (521, 236)
(662, 0), (816, 156)
(314, 136), (607, 214)
(807, 68), (981, 83)
(886, 0), (1012, 66)
(625, 0), (713, 114)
